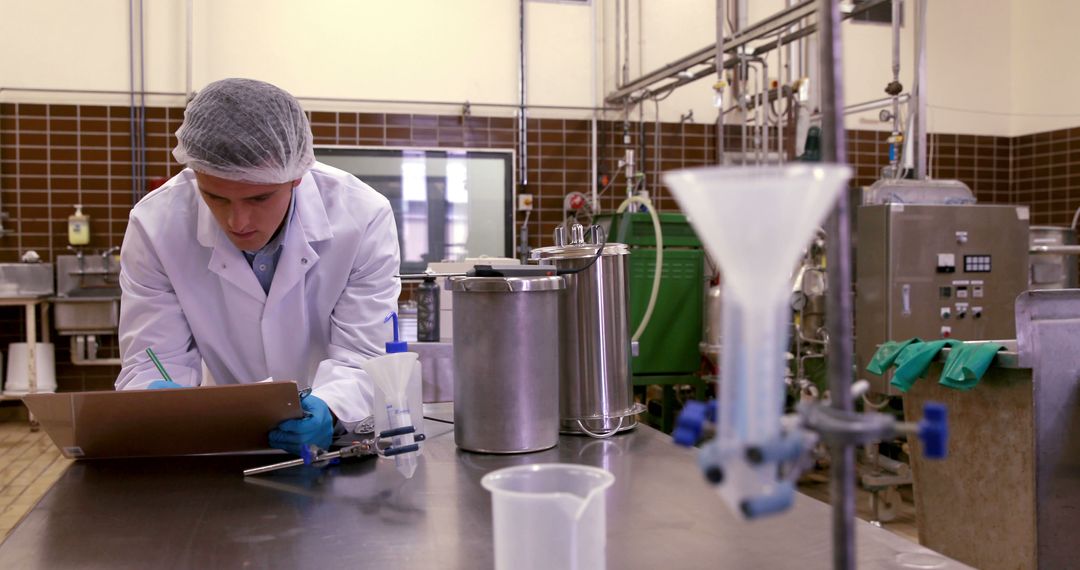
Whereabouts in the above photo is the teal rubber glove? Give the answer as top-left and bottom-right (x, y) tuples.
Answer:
(890, 339), (960, 393)
(940, 342), (1003, 391)
(269, 393), (333, 456)
(148, 380), (184, 389)
(867, 338), (922, 375)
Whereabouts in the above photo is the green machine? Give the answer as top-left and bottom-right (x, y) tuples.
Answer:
(599, 211), (708, 432)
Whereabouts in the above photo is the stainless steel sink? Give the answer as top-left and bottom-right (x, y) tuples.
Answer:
(0, 263), (54, 298)
(52, 253), (122, 335)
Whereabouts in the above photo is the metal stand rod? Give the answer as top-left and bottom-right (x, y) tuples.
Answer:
(817, 0), (854, 568)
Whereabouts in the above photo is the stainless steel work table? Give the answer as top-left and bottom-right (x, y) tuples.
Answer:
(0, 404), (967, 569)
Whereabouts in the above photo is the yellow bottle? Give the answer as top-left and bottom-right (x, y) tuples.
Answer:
(68, 204), (90, 246)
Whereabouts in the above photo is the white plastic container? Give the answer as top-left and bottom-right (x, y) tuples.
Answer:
(481, 463), (615, 570)
(372, 358), (424, 445)
(4, 342), (56, 395)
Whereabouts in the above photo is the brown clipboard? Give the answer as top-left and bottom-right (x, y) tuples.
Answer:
(22, 382), (305, 459)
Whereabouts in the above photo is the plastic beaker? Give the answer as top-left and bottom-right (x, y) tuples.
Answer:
(481, 463), (615, 570)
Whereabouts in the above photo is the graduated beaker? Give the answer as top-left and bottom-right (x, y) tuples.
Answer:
(481, 463), (615, 570)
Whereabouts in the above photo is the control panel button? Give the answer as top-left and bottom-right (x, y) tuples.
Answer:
(940, 307), (951, 319)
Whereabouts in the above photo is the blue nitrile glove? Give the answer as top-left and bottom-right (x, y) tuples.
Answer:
(269, 393), (333, 456)
(148, 380), (184, 389)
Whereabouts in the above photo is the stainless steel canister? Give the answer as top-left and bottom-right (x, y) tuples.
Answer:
(1029, 225), (1078, 289)
(531, 224), (641, 437)
(451, 276), (564, 453)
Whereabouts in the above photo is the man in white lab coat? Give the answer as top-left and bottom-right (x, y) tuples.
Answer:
(115, 78), (401, 455)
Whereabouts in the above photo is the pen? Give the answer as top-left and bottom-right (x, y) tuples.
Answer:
(145, 347), (173, 383)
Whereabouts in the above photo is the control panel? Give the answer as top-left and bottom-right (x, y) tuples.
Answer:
(855, 204), (1029, 394)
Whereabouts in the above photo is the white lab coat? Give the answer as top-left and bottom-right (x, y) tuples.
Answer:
(115, 162), (401, 423)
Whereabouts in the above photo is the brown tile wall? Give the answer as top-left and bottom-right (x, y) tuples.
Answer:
(1012, 127), (1080, 226)
(0, 100), (1048, 392)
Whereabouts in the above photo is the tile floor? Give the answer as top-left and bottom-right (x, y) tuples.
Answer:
(0, 406), (72, 541)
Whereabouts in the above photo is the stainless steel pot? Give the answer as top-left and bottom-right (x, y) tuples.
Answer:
(451, 275), (564, 454)
(1029, 226), (1078, 290)
(531, 224), (642, 438)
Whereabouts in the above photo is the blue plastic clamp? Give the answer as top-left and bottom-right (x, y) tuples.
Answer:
(673, 400), (714, 447)
(918, 402), (948, 459)
(739, 482), (796, 519)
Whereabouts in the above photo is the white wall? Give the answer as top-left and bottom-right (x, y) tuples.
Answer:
(0, 0), (1034, 136)
(1009, 0), (1080, 136)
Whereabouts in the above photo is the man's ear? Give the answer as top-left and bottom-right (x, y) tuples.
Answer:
(291, 178), (302, 188)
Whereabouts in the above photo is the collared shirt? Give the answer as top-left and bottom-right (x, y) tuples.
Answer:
(242, 191), (296, 295)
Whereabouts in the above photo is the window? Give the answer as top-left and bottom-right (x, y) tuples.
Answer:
(850, 0), (899, 26)
(314, 147), (514, 273)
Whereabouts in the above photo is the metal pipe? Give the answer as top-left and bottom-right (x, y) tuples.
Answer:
(716, 0), (726, 164)
(817, 0), (855, 568)
(592, 117), (599, 211)
(138, 0), (147, 202)
(1030, 245), (1080, 255)
(608, 0), (890, 106)
(809, 93), (910, 119)
(128, 0), (139, 208)
(891, 0), (901, 135)
(519, 0), (528, 190)
(608, 0), (817, 103)
(615, 0), (622, 88)
(914, 0), (928, 179)
(0, 87), (618, 113)
(623, 0), (631, 85)
(186, 0), (193, 99)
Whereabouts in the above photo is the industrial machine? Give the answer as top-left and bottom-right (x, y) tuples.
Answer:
(600, 211), (708, 432)
(855, 204), (1030, 395)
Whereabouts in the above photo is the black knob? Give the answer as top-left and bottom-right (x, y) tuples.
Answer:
(705, 466), (724, 485)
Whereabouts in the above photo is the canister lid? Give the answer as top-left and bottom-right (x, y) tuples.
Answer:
(450, 275), (565, 292)
(530, 242), (630, 261)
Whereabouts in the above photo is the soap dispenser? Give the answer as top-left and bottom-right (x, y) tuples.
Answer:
(68, 205), (90, 246)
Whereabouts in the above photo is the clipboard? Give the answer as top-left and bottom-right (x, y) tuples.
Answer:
(22, 382), (305, 459)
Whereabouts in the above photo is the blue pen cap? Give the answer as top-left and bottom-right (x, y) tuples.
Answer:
(384, 312), (408, 353)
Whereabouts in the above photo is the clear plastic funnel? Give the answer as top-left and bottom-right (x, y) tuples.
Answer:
(481, 464), (615, 570)
(362, 352), (420, 478)
(663, 164), (850, 515)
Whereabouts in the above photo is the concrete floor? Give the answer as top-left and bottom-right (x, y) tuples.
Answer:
(0, 407), (920, 546)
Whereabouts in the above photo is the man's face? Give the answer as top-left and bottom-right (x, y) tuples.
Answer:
(194, 171), (299, 251)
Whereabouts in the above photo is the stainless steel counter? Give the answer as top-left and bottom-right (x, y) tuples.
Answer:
(0, 404), (968, 569)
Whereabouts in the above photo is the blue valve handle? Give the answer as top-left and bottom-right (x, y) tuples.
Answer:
(673, 400), (714, 447)
(918, 402), (948, 459)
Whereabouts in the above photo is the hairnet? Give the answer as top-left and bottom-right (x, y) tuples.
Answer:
(173, 78), (314, 184)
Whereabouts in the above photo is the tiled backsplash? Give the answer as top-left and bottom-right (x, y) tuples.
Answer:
(0, 100), (1068, 391)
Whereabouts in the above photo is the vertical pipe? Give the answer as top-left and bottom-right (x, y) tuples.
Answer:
(128, 0), (139, 207)
(592, 118), (599, 211)
(186, 0), (193, 99)
(138, 0), (147, 201)
(716, 0), (726, 165)
(817, 1), (854, 569)
(615, 0), (622, 89)
(914, 0), (928, 179)
(519, 0), (528, 190)
(623, 0), (631, 85)
(891, 0), (901, 134)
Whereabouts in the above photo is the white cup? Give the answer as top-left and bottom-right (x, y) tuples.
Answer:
(481, 463), (615, 570)
(4, 342), (56, 395)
